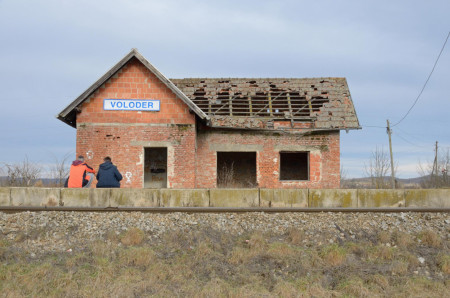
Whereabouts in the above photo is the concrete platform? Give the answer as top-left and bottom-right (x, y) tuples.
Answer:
(0, 187), (449, 209)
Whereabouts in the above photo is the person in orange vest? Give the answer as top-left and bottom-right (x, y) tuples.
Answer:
(66, 155), (96, 188)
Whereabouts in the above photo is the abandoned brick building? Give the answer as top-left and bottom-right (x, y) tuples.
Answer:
(57, 49), (360, 189)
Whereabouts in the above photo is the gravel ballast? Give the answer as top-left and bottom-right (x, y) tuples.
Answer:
(1, 211), (449, 255)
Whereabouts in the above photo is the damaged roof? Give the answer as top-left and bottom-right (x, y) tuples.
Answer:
(57, 49), (359, 131)
(171, 78), (360, 131)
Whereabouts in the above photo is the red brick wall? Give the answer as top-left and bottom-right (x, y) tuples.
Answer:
(73, 57), (341, 189)
(196, 130), (340, 189)
(75, 58), (196, 188)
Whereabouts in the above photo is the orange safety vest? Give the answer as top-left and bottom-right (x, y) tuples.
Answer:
(68, 162), (95, 188)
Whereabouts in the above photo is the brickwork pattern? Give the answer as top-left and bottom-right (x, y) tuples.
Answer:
(75, 58), (196, 188)
(73, 57), (341, 189)
(196, 130), (340, 189)
(77, 58), (195, 125)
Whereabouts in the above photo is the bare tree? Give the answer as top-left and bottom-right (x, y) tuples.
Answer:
(48, 153), (72, 187)
(1, 156), (42, 187)
(418, 148), (450, 188)
(340, 165), (348, 188)
(0, 165), (6, 186)
(364, 147), (394, 189)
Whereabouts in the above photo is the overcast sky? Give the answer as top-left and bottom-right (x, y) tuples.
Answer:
(0, 0), (449, 178)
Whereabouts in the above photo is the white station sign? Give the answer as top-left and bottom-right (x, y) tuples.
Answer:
(103, 99), (160, 111)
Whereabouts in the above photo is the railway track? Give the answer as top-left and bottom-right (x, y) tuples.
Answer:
(0, 206), (449, 213)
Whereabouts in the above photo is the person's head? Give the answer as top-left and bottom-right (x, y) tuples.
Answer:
(104, 156), (112, 163)
(77, 155), (84, 162)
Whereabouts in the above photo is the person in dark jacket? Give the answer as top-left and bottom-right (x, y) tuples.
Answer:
(96, 157), (123, 188)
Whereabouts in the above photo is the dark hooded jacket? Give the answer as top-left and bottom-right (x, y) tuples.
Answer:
(96, 161), (123, 188)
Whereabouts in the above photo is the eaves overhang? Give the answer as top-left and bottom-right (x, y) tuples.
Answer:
(56, 49), (208, 128)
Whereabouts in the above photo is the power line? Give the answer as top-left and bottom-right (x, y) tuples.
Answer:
(393, 131), (428, 148)
(392, 31), (450, 127)
(361, 124), (385, 129)
(395, 126), (426, 142)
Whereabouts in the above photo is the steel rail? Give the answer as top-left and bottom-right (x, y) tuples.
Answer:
(0, 206), (449, 213)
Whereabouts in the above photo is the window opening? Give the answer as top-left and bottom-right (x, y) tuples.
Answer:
(217, 152), (257, 188)
(279, 152), (309, 180)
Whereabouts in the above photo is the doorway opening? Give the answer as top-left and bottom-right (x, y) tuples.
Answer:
(144, 147), (167, 188)
(217, 152), (257, 188)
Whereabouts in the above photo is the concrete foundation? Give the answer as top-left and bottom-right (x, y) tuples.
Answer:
(260, 189), (308, 207)
(160, 189), (209, 207)
(309, 189), (358, 208)
(358, 189), (405, 207)
(0, 187), (449, 208)
(110, 189), (160, 207)
(405, 189), (450, 208)
(210, 189), (259, 207)
(11, 188), (60, 207)
(0, 188), (11, 206)
(61, 189), (109, 207)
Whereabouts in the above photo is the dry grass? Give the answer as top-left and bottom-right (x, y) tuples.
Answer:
(394, 277), (450, 297)
(120, 227), (145, 246)
(287, 228), (304, 245)
(378, 230), (391, 244)
(337, 277), (371, 297)
(375, 245), (394, 261)
(272, 281), (300, 297)
(368, 274), (390, 290)
(267, 242), (297, 259)
(390, 260), (409, 275)
(320, 244), (347, 266)
(247, 231), (268, 251)
(0, 228), (449, 297)
(437, 254), (450, 274)
(119, 247), (155, 268)
(198, 278), (231, 297)
(419, 230), (442, 248)
(393, 230), (414, 249)
(397, 251), (420, 270)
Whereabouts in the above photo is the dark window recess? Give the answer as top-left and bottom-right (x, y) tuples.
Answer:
(217, 152), (257, 188)
(279, 152), (309, 180)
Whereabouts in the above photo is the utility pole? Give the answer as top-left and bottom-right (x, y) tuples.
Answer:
(432, 141), (438, 187)
(386, 120), (395, 189)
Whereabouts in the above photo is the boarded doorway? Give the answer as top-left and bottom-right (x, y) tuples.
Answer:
(144, 147), (167, 188)
(217, 152), (257, 188)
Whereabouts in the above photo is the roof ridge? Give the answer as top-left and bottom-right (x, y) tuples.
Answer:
(57, 49), (208, 127)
